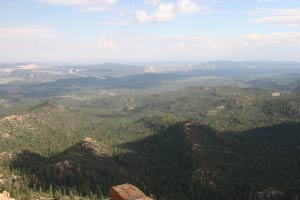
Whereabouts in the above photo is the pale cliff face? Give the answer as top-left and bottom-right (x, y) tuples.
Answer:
(16, 64), (38, 70)
(0, 64), (38, 74)
(145, 66), (160, 73)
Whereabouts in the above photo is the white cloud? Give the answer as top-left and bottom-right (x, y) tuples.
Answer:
(0, 26), (62, 61)
(145, 0), (160, 6)
(0, 26), (59, 39)
(136, 3), (176, 22)
(89, 32), (300, 60)
(98, 20), (130, 26)
(37, 0), (117, 12)
(136, 0), (205, 22)
(242, 32), (300, 47)
(1, 25), (300, 61)
(176, 0), (202, 14)
(0, 26), (118, 61)
(95, 36), (117, 48)
(258, 0), (278, 2)
(176, 42), (186, 48)
(251, 8), (300, 27)
(37, 0), (90, 6)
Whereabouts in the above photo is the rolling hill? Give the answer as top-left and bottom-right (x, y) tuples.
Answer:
(1, 85), (300, 199)
(0, 101), (96, 155)
(9, 121), (300, 200)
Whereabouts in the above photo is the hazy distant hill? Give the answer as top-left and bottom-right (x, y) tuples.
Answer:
(83, 63), (144, 73)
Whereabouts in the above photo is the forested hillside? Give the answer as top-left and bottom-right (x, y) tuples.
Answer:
(0, 86), (300, 199)
(2, 0), (300, 197)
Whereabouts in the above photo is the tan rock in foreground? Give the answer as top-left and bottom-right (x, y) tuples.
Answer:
(109, 183), (153, 200)
(0, 191), (14, 200)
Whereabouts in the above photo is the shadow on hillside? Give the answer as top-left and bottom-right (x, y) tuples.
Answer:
(10, 122), (300, 200)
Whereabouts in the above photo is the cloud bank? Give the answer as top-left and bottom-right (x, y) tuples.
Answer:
(37, 0), (117, 12)
(1, 25), (300, 61)
(136, 0), (206, 22)
(251, 8), (300, 27)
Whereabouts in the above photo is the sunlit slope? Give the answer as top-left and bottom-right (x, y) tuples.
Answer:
(0, 101), (96, 154)
(130, 86), (300, 131)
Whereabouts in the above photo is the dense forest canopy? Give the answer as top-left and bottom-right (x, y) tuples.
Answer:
(0, 62), (300, 199)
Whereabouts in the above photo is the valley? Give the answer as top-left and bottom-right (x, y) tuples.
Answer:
(0, 62), (300, 199)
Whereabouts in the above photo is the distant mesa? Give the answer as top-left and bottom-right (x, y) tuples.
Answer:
(68, 68), (85, 75)
(272, 92), (281, 97)
(16, 64), (38, 70)
(0, 69), (13, 74)
(185, 63), (196, 70)
(0, 64), (38, 74)
(109, 183), (153, 200)
(144, 66), (160, 73)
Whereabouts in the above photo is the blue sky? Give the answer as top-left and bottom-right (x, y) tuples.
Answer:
(0, 0), (300, 63)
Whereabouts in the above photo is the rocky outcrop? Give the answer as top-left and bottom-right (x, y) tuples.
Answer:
(109, 183), (153, 200)
(255, 188), (284, 200)
(0, 191), (14, 200)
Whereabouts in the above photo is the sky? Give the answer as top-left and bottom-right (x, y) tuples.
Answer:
(0, 0), (300, 63)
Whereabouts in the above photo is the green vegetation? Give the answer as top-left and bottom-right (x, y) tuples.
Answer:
(0, 84), (300, 199)
(0, 61), (300, 200)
